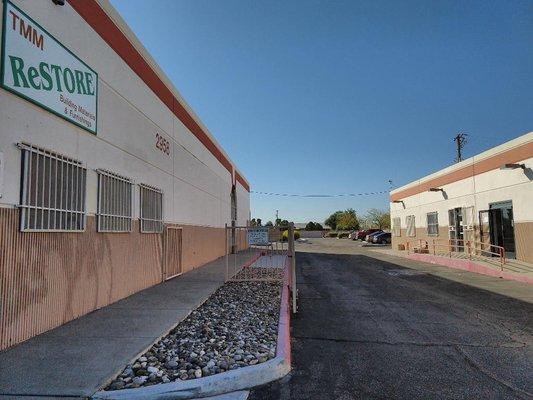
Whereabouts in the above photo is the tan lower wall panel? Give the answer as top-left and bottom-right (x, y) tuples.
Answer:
(515, 222), (533, 264)
(391, 226), (448, 250)
(0, 208), (162, 351)
(0, 208), (233, 351)
(391, 223), (533, 264)
(179, 225), (226, 274)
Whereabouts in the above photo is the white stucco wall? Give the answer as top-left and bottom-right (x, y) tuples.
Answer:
(0, 0), (250, 228)
(390, 132), (533, 230)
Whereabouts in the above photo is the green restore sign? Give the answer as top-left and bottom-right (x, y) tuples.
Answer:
(1, 0), (98, 134)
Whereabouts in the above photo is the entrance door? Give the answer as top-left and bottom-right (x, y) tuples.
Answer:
(448, 208), (464, 252)
(489, 201), (516, 259)
(163, 226), (182, 280)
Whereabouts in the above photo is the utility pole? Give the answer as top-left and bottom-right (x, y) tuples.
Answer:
(275, 210), (279, 225)
(454, 133), (468, 163)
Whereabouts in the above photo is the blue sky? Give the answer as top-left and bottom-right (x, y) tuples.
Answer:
(110, 0), (533, 224)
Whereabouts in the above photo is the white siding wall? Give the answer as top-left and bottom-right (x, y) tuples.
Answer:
(390, 133), (533, 232)
(0, 0), (249, 228)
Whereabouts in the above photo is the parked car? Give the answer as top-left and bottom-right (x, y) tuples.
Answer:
(355, 229), (381, 240)
(372, 232), (391, 244)
(365, 230), (383, 242)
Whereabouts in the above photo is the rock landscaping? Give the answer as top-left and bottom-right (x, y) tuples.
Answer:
(106, 280), (281, 391)
(232, 266), (284, 281)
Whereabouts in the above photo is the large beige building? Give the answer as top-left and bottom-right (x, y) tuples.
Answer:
(390, 132), (533, 264)
(0, 0), (249, 350)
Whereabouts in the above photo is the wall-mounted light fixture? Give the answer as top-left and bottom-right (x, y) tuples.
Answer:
(500, 163), (526, 170)
(428, 187), (444, 192)
(392, 200), (404, 204)
(52, 0), (65, 5)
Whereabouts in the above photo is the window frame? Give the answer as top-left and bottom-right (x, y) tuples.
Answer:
(406, 215), (416, 237)
(18, 142), (86, 232)
(392, 217), (401, 237)
(139, 183), (163, 233)
(426, 211), (439, 236)
(96, 169), (133, 233)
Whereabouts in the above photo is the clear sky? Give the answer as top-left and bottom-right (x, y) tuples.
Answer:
(110, 0), (532, 224)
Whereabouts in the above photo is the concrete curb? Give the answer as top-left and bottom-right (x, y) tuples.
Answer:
(407, 253), (533, 285)
(91, 259), (292, 400)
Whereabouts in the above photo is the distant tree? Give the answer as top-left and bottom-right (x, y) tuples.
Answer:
(336, 209), (360, 231)
(305, 222), (316, 231)
(364, 209), (390, 229)
(265, 221), (274, 227)
(275, 218), (282, 226)
(305, 221), (324, 231)
(250, 218), (257, 227)
(256, 218), (262, 227)
(325, 211), (343, 231)
(280, 219), (289, 227)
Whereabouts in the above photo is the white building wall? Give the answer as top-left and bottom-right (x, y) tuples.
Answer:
(391, 133), (533, 230)
(0, 0), (248, 228)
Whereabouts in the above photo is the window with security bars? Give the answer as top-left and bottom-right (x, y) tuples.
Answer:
(18, 142), (86, 232)
(392, 217), (401, 237)
(406, 215), (416, 237)
(427, 212), (439, 236)
(97, 169), (133, 232)
(140, 184), (163, 233)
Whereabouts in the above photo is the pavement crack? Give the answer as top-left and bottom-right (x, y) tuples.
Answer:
(454, 345), (533, 399)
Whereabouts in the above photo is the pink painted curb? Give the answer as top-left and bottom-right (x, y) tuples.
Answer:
(408, 253), (533, 285)
(243, 252), (262, 269)
(277, 258), (292, 366)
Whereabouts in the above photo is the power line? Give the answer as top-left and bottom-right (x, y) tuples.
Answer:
(251, 190), (390, 198)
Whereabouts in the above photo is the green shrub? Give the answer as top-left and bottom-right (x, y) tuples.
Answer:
(326, 232), (338, 238)
(282, 229), (301, 241)
(337, 232), (349, 238)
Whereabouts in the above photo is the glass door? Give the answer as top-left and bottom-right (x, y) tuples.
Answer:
(448, 208), (464, 252)
(489, 201), (516, 259)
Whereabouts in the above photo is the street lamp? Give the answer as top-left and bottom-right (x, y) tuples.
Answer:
(428, 187), (444, 192)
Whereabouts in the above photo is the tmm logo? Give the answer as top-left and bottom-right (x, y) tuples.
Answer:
(8, 8), (44, 50)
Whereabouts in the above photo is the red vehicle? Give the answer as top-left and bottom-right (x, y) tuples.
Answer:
(354, 229), (381, 240)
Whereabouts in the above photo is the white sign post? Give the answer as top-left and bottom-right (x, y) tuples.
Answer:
(247, 227), (269, 246)
(1, 1), (98, 134)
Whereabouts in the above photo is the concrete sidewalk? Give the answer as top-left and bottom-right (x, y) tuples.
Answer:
(0, 255), (237, 399)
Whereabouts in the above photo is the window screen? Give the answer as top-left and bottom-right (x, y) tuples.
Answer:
(406, 215), (416, 237)
(392, 217), (401, 237)
(427, 212), (439, 235)
(97, 169), (133, 232)
(19, 142), (86, 232)
(140, 184), (163, 233)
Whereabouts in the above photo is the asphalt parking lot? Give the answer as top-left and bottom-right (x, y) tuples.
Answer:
(249, 238), (533, 400)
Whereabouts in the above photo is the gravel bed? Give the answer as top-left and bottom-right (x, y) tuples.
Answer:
(232, 267), (284, 281)
(106, 280), (281, 391)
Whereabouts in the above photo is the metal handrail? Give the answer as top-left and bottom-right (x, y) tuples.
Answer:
(406, 238), (506, 271)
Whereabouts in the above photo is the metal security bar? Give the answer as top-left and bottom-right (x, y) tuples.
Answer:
(139, 184), (163, 233)
(18, 142), (86, 232)
(97, 169), (133, 232)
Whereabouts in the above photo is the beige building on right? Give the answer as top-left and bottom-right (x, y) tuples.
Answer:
(390, 132), (533, 264)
